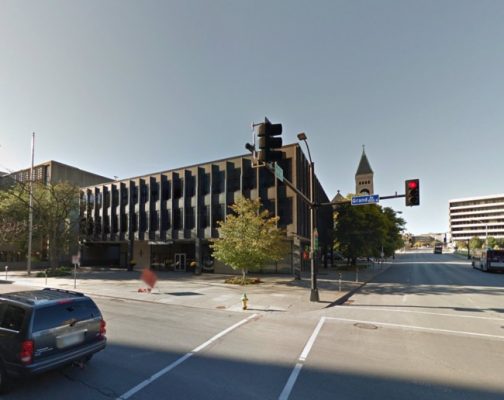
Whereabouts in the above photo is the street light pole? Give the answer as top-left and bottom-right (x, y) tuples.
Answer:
(297, 132), (319, 302)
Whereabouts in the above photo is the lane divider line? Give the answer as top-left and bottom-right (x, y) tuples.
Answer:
(326, 316), (504, 341)
(117, 314), (258, 400)
(278, 317), (326, 400)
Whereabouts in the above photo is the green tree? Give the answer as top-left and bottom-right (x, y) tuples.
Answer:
(469, 236), (484, 251)
(486, 236), (497, 249)
(210, 197), (289, 283)
(0, 181), (80, 268)
(334, 199), (405, 264)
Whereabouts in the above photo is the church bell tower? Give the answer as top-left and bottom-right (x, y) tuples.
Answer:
(355, 146), (374, 195)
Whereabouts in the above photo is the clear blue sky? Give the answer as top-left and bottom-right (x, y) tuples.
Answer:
(1, 0), (503, 235)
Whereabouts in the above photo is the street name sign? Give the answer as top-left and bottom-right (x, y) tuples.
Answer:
(351, 194), (380, 206)
(274, 163), (284, 182)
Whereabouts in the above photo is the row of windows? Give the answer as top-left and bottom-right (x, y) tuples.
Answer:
(82, 197), (294, 237)
(451, 220), (504, 226)
(452, 226), (504, 232)
(82, 160), (294, 209)
(450, 198), (504, 208)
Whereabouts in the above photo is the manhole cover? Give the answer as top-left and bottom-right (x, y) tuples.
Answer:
(354, 323), (378, 330)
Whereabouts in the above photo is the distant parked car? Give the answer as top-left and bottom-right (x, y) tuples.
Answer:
(0, 288), (106, 393)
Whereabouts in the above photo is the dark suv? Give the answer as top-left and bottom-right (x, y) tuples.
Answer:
(0, 288), (107, 392)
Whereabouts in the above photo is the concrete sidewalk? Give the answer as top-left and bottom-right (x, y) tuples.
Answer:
(0, 262), (392, 313)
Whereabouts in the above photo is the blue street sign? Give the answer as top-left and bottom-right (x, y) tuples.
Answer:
(351, 194), (380, 206)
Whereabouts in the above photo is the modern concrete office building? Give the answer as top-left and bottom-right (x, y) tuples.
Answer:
(0, 161), (112, 264)
(0, 160), (112, 188)
(79, 144), (332, 274)
(449, 194), (504, 242)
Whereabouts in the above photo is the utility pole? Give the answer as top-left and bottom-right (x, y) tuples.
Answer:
(27, 132), (35, 275)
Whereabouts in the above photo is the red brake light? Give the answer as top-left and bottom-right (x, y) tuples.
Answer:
(99, 319), (107, 337)
(20, 340), (34, 365)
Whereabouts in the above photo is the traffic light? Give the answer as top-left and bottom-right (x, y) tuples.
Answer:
(405, 179), (420, 206)
(257, 117), (283, 163)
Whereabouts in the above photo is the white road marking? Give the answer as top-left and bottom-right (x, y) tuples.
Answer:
(116, 314), (258, 400)
(278, 317), (326, 400)
(335, 306), (504, 321)
(299, 317), (326, 361)
(326, 316), (504, 341)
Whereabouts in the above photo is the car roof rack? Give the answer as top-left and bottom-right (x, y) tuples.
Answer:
(42, 288), (84, 297)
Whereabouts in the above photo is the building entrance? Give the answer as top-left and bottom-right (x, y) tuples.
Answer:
(174, 253), (186, 271)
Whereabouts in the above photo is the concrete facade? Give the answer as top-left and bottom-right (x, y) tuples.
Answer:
(79, 144), (332, 274)
(0, 161), (112, 265)
(449, 193), (504, 242)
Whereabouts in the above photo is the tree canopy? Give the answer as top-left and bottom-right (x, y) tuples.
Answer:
(333, 199), (405, 264)
(0, 181), (80, 267)
(210, 197), (289, 282)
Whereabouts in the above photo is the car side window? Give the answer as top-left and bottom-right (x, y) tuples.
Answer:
(0, 304), (26, 332)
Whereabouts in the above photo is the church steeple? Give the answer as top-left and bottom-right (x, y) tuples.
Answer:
(355, 146), (374, 195)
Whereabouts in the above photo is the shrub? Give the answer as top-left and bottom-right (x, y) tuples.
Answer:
(224, 276), (262, 285)
(36, 266), (72, 277)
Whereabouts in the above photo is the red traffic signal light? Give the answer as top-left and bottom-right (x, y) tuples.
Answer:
(405, 179), (420, 206)
(407, 180), (418, 190)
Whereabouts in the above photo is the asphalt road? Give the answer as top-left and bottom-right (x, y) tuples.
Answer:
(3, 251), (504, 399)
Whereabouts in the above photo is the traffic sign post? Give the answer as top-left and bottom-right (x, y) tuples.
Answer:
(351, 194), (380, 206)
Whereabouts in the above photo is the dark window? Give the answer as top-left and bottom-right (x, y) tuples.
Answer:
(151, 182), (159, 202)
(140, 185), (148, 203)
(212, 204), (224, 228)
(95, 216), (102, 234)
(186, 207), (195, 229)
(121, 214), (128, 232)
(200, 206), (210, 228)
(243, 167), (255, 190)
(104, 216), (110, 234)
(174, 178), (183, 199)
(162, 181), (171, 201)
(259, 167), (275, 188)
(173, 208), (182, 230)
(33, 300), (100, 332)
(140, 211), (147, 232)
(278, 197), (293, 227)
(0, 304), (26, 331)
(112, 215), (119, 233)
(186, 176), (195, 197)
(112, 189), (119, 205)
(213, 171), (225, 194)
(121, 188), (128, 204)
(227, 168), (241, 192)
(150, 211), (159, 231)
(132, 213), (138, 231)
(162, 209), (171, 230)
(132, 186), (138, 204)
(201, 173), (210, 195)
(104, 191), (110, 208)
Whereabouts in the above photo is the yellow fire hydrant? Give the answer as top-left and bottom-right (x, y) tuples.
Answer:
(241, 293), (248, 310)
